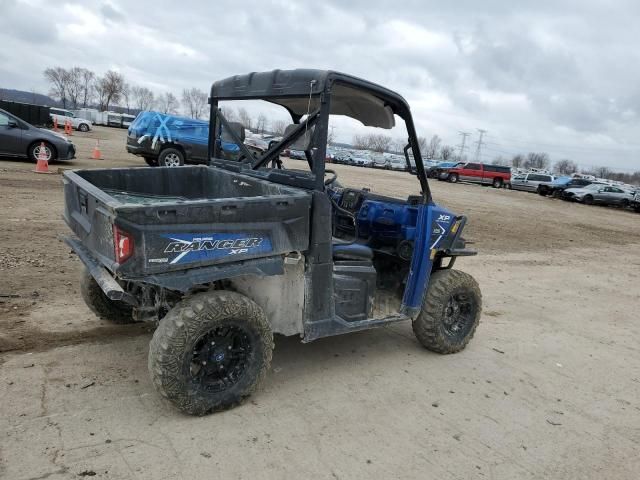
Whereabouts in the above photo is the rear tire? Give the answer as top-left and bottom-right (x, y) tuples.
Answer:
(412, 269), (482, 354)
(448, 173), (459, 183)
(148, 291), (273, 415)
(80, 269), (134, 324)
(492, 178), (503, 188)
(158, 148), (185, 167)
(78, 123), (90, 132)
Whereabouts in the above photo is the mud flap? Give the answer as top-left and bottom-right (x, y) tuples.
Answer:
(62, 236), (138, 306)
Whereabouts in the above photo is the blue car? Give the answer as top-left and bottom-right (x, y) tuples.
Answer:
(126, 111), (243, 167)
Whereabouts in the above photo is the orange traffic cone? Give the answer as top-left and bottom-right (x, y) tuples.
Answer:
(53, 117), (58, 132)
(34, 142), (52, 174)
(65, 120), (73, 136)
(91, 140), (102, 160)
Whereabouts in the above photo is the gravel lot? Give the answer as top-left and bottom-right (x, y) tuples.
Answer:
(1, 126), (639, 479)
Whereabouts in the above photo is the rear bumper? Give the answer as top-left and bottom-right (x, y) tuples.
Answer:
(63, 236), (138, 306)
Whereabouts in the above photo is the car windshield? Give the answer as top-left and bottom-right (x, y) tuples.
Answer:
(583, 184), (602, 190)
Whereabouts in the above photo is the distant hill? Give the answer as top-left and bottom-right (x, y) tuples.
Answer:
(0, 88), (59, 106)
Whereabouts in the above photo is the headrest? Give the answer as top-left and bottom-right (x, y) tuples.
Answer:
(221, 121), (245, 143)
(284, 123), (314, 151)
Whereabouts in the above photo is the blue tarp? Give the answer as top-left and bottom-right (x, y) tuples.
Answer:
(129, 111), (240, 154)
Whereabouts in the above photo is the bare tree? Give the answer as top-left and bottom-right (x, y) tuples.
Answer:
(440, 145), (455, 161)
(271, 119), (287, 136)
(65, 67), (86, 109)
(220, 106), (236, 122)
(95, 70), (125, 111)
(255, 113), (268, 134)
(417, 136), (428, 153)
(44, 67), (70, 108)
(368, 133), (392, 152)
(491, 156), (508, 166)
(511, 154), (525, 169)
(121, 83), (132, 113)
(554, 159), (578, 175)
(94, 78), (108, 111)
(392, 138), (405, 153)
(353, 134), (370, 150)
(181, 87), (208, 119)
(594, 166), (611, 179)
(237, 108), (252, 129)
(524, 152), (550, 170)
(131, 86), (155, 111)
(157, 92), (179, 114)
(425, 134), (442, 159)
(79, 68), (95, 107)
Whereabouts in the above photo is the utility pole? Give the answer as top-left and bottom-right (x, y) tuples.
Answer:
(457, 131), (471, 160)
(474, 129), (487, 162)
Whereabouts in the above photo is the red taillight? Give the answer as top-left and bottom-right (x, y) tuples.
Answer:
(113, 225), (134, 263)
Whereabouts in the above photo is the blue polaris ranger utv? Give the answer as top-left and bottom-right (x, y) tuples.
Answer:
(63, 70), (481, 415)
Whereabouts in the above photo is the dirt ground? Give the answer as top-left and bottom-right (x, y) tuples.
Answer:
(1, 126), (639, 479)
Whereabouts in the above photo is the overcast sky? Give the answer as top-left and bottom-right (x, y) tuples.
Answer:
(2, 0), (639, 170)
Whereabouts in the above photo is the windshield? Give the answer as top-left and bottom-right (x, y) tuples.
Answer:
(211, 99), (422, 198)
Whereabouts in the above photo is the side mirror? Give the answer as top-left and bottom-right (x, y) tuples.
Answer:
(7, 121), (18, 129)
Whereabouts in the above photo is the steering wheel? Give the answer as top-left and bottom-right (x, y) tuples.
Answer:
(324, 169), (338, 186)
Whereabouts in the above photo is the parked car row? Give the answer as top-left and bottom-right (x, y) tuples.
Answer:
(428, 159), (639, 213)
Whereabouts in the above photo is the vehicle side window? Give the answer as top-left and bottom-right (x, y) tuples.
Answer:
(528, 174), (547, 182)
(66, 112), (73, 117)
(0, 113), (9, 126)
(611, 187), (623, 193)
(465, 163), (482, 170)
(50, 109), (60, 115)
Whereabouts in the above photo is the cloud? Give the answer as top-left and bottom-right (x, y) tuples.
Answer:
(0, 0), (638, 170)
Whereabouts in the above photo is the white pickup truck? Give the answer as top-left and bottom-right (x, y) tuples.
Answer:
(49, 107), (92, 132)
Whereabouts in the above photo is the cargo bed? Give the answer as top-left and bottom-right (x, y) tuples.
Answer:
(63, 166), (312, 278)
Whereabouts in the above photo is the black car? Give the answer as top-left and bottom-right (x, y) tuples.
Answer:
(537, 177), (594, 197)
(0, 108), (76, 162)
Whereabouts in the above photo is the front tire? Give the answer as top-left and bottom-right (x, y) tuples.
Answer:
(448, 173), (459, 183)
(158, 147), (185, 167)
(412, 269), (481, 354)
(148, 291), (273, 415)
(583, 195), (594, 205)
(492, 178), (503, 188)
(80, 269), (134, 324)
(28, 141), (56, 162)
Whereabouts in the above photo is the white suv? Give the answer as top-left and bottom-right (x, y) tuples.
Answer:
(49, 107), (92, 132)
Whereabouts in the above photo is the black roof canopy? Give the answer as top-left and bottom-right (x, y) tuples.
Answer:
(210, 69), (412, 129)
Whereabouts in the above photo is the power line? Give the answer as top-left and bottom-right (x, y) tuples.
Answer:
(474, 129), (487, 162)
(457, 131), (471, 159)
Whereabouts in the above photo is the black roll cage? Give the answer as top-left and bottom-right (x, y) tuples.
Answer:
(207, 70), (431, 202)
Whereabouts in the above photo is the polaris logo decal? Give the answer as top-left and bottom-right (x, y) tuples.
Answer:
(161, 233), (272, 264)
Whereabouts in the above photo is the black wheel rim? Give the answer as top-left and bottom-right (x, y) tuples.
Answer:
(189, 325), (252, 392)
(442, 292), (475, 340)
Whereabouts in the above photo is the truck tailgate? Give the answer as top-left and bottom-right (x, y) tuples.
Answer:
(62, 166), (312, 277)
